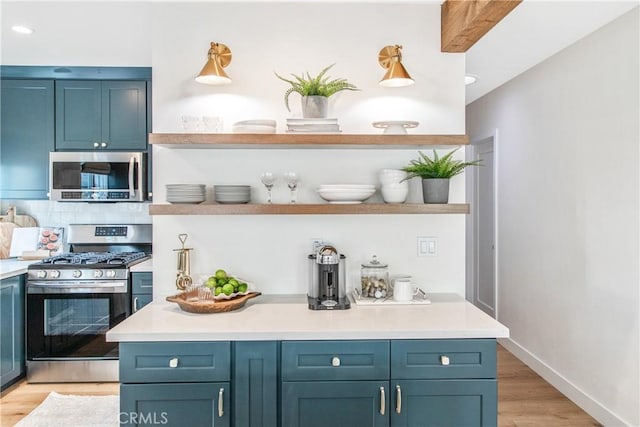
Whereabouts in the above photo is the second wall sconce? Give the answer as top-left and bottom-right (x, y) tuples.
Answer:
(378, 44), (414, 88)
(195, 42), (232, 85)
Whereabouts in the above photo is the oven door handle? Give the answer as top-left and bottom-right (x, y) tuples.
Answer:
(27, 281), (128, 294)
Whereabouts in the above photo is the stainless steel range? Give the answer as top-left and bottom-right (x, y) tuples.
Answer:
(26, 224), (151, 383)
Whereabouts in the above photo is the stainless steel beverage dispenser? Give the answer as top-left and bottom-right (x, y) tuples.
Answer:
(307, 245), (350, 310)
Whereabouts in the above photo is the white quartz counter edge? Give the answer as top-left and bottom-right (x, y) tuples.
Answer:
(0, 259), (35, 280)
(107, 293), (509, 342)
(130, 258), (153, 272)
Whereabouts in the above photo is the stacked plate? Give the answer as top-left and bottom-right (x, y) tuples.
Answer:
(166, 184), (206, 204)
(316, 184), (376, 204)
(214, 185), (251, 204)
(232, 120), (276, 133)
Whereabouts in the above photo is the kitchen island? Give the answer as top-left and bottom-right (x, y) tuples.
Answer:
(108, 294), (507, 427)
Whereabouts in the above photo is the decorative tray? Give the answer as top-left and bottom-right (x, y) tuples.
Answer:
(350, 289), (431, 305)
(166, 289), (261, 313)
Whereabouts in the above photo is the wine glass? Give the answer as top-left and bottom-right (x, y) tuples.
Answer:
(260, 172), (276, 204)
(284, 172), (299, 204)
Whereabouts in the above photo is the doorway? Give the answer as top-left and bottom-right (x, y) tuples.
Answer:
(466, 133), (497, 318)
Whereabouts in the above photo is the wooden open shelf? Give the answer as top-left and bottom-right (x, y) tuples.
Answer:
(149, 203), (470, 215)
(149, 133), (468, 148)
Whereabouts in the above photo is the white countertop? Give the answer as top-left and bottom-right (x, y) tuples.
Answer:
(0, 259), (35, 280)
(107, 293), (509, 342)
(130, 258), (153, 272)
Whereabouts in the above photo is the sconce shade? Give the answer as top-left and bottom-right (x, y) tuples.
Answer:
(378, 45), (414, 88)
(195, 42), (232, 85)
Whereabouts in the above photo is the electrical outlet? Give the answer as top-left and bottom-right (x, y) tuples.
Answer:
(417, 237), (437, 257)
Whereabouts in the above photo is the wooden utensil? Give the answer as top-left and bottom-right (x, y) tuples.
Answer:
(0, 206), (38, 228)
(0, 222), (18, 259)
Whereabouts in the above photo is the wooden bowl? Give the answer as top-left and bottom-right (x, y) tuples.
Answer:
(166, 290), (261, 314)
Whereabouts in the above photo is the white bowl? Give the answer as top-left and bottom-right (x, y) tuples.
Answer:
(381, 182), (409, 190)
(317, 188), (376, 204)
(318, 184), (375, 190)
(381, 187), (408, 203)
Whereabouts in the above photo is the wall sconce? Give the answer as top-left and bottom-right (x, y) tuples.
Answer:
(195, 42), (232, 85)
(378, 45), (414, 88)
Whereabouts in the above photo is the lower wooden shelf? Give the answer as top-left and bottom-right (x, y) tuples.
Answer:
(149, 203), (469, 215)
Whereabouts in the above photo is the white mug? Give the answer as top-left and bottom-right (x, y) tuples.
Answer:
(393, 280), (419, 302)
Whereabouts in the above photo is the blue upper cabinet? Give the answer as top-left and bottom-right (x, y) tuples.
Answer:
(0, 80), (54, 199)
(56, 80), (147, 151)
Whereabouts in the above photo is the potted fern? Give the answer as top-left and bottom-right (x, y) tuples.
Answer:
(402, 149), (481, 203)
(275, 64), (358, 118)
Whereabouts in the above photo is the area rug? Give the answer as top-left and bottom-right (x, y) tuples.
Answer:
(15, 391), (118, 427)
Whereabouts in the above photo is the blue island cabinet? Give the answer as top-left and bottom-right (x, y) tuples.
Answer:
(119, 342), (230, 427)
(118, 339), (497, 427)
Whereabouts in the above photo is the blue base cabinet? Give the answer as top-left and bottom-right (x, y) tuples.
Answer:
(120, 382), (230, 427)
(0, 275), (25, 390)
(234, 341), (278, 427)
(131, 272), (153, 313)
(119, 339), (497, 427)
(282, 381), (389, 427)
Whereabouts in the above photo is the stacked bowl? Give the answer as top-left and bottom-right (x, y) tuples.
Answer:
(214, 185), (251, 204)
(379, 169), (409, 203)
(317, 184), (376, 204)
(166, 184), (206, 204)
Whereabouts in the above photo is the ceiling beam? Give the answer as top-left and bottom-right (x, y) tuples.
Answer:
(441, 0), (522, 53)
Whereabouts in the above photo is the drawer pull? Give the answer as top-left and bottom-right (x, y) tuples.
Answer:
(396, 384), (402, 414)
(331, 356), (341, 367)
(93, 142), (99, 148)
(379, 387), (385, 415)
(101, 142), (107, 148)
(440, 355), (450, 366)
(169, 357), (179, 368)
(218, 388), (224, 417)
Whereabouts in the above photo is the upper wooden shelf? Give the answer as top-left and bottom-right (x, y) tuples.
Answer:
(149, 203), (469, 215)
(149, 133), (469, 149)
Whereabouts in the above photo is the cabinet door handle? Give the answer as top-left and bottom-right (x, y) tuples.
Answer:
(379, 386), (385, 415)
(331, 356), (340, 367)
(218, 388), (224, 417)
(440, 355), (450, 366)
(101, 142), (107, 148)
(396, 384), (402, 414)
(133, 297), (139, 312)
(169, 357), (178, 368)
(93, 142), (99, 148)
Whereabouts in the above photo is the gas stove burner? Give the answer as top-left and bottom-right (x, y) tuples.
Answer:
(39, 251), (149, 267)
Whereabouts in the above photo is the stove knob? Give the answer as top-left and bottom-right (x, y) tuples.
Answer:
(94, 270), (104, 278)
(50, 270), (61, 279)
(36, 270), (47, 279)
(72, 270), (82, 278)
(105, 270), (116, 278)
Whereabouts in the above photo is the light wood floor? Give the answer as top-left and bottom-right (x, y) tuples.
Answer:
(0, 345), (601, 427)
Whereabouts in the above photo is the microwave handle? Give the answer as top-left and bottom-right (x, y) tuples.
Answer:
(129, 156), (136, 198)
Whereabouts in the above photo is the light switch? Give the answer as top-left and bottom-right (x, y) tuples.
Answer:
(417, 237), (437, 257)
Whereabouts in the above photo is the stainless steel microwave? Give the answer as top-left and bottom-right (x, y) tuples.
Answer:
(49, 152), (146, 202)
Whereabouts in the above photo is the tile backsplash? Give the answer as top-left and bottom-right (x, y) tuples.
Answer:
(0, 200), (151, 228)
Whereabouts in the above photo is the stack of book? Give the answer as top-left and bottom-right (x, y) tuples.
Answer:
(286, 118), (341, 133)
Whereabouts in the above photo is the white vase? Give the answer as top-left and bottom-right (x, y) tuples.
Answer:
(301, 96), (328, 118)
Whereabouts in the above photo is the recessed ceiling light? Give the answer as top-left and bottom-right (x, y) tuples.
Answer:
(12, 25), (34, 35)
(465, 74), (478, 85)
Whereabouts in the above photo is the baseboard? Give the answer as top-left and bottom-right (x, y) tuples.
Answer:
(498, 337), (631, 427)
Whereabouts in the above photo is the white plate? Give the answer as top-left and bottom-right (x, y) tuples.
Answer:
(317, 188), (376, 203)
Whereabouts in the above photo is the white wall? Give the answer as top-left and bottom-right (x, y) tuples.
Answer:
(466, 9), (639, 427)
(1, 1), (467, 298)
(149, 2), (467, 297)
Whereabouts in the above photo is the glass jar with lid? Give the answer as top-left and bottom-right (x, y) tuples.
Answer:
(361, 255), (390, 299)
